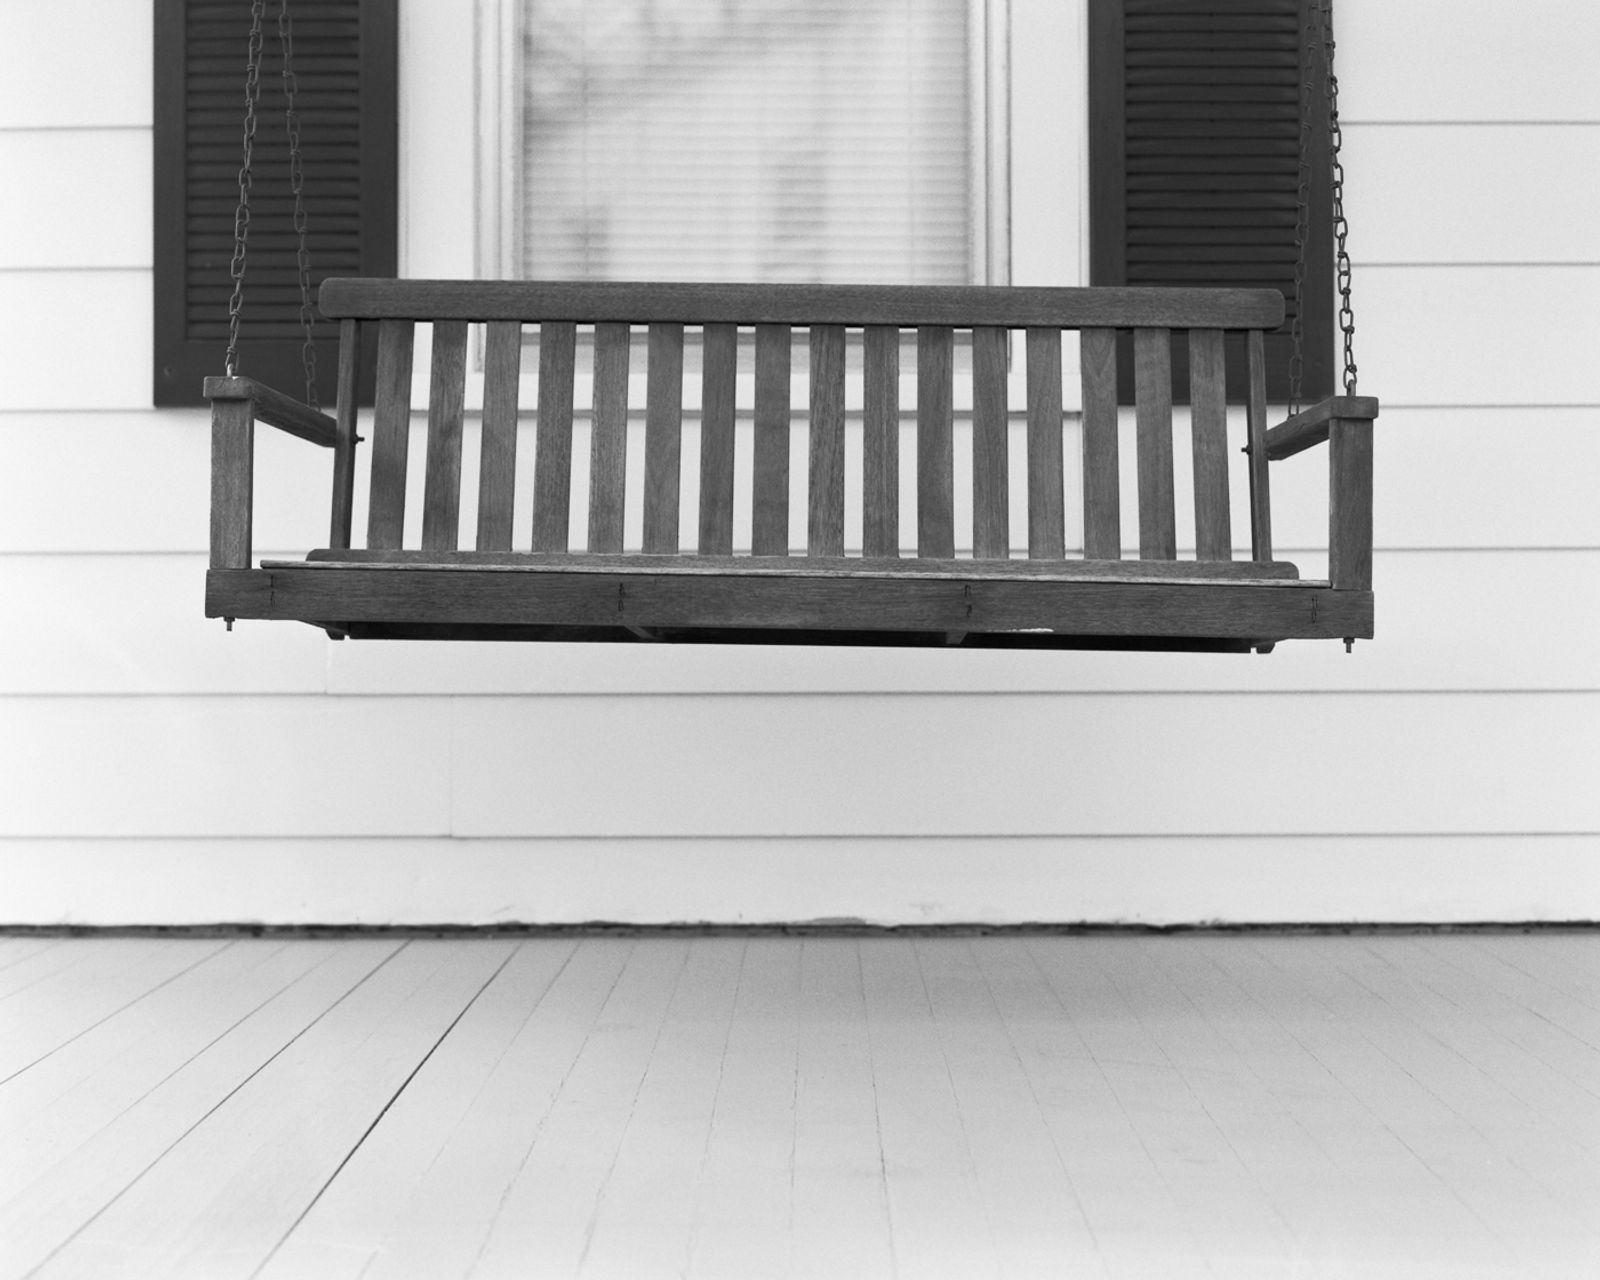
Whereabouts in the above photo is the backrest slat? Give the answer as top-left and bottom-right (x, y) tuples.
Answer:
(586, 322), (630, 554)
(475, 320), (522, 552)
(1079, 327), (1120, 560)
(752, 324), (791, 556)
(698, 323), (738, 555)
(531, 321), (577, 552)
(642, 323), (684, 554)
(366, 318), (414, 550)
(1134, 327), (1177, 560)
(1025, 328), (1066, 560)
(972, 326), (1009, 560)
(1246, 328), (1273, 561)
(330, 317), (360, 550)
(862, 325), (899, 559)
(1188, 327), (1231, 561)
(808, 325), (847, 557)
(917, 326), (955, 559)
(421, 320), (469, 551)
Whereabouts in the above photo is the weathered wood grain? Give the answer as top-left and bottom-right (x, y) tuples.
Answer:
(1077, 327), (1119, 560)
(1246, 329), (1273, 562)
(365, 319), (415, 551)
(421, 320), (469, 552)
(1134, 328), (1176, 560)
(296, 550), (1301, 581)
(1188, 327), (1231, 561)
(208, 564), (1367, 641)
(752, 325), (791, 557)
(202, 376), (338, 449)
(698, 323), (738, 556)
(1264, 395), (1381, 461)
(1025, 329), (1067, 561)
(809, 325), (847, 557)
(531, 322), (578, 553)
(330, 318), (360, 550)
(972, 326), (1009, 560)
(863, 326), (900, 559)
(320, 279), (1285, 331)
(587, 322), (631, 554)
(209, 396), (253, 571)
(1329, 416), (1374, 592)
(476, 321), (522, 553)
(917, 327), (955, 559)
(642, 324), (684, 554)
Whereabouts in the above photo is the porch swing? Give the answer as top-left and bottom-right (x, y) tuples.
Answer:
(205, 0), (1378, 653)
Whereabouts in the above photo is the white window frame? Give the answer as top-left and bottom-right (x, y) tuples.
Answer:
(395, 0), (1089, 407)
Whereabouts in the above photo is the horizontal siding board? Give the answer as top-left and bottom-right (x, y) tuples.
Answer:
(445, 692), (1600, 837)
(1337, 2), (1600, 122)
(0, 131), (151, 269)
(0, 0), (151, 128)
(0, 699), (452, 837)
(1358, 266), (1600, 405)
(0, 272), (150, 410)
(4, 835), (1596, 926)
(1348, 124), (1600, 264)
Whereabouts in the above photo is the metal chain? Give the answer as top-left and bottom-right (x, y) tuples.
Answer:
(1287, 0), (1317, 416)
(1322, 0), (1357, 395)
(278, 0), (319, 408)
(224, 0), (269, 379)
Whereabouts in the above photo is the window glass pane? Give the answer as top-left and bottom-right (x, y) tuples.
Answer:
(519, 0), (972, 284)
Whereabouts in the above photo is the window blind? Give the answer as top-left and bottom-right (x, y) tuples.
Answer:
(518, 0), (973, 285)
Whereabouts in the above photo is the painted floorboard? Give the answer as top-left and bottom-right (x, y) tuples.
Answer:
(3, 935), (1598, 1280)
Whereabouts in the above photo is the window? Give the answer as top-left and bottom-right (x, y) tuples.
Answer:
(509, 0), (981, 287)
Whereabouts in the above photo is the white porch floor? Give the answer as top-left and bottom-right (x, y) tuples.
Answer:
(1, 932), (1596, 1279)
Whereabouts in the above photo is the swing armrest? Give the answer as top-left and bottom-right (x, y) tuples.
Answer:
(1261, 395), (1379, 594)
(208, 376), (353, 571)
(203, 376), (339, 448)
(1262, 395), (1378, 461)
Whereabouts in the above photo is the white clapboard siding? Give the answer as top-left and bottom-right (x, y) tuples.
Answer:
(1339, 0), (1600, 121)
(0, 410), (336, 554)
(0, 2), (150, 129)
(0, 130), (152, 269)
(4, 550), (1597, 696)
(0, 697), (453, 838)
(3, 835), (1597, 925)
(7, 405), (1599, 555)
(0, 271), (149, 410)
(6, 693), (1590, 838)
(0, 556), (328, 695)
(1347, 124), (1600, 264)
(1357, 266), (1600, 406)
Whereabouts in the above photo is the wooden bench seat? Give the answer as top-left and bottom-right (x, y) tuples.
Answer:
(206, 279), (1377, 652)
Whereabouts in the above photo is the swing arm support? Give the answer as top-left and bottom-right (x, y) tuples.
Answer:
(1261, 394), (1378, 594)
(206, 376), (339, 571)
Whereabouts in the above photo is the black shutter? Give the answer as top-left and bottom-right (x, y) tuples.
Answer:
(1089, 0), (1333, 404)
(153, 0), (397, 407)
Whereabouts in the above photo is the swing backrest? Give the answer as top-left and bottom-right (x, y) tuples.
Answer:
(316, 279), (1286, 565)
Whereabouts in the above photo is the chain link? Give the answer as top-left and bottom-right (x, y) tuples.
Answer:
(278, 0), (319, 409)
(1322, 0), (1357, 395)
(1287, 0), (1316, 416)
(224, 0), (268, 379)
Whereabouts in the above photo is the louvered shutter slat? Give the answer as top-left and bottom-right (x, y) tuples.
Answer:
(154, 0), (397, 407)
(1090, 0), (1333, 403)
